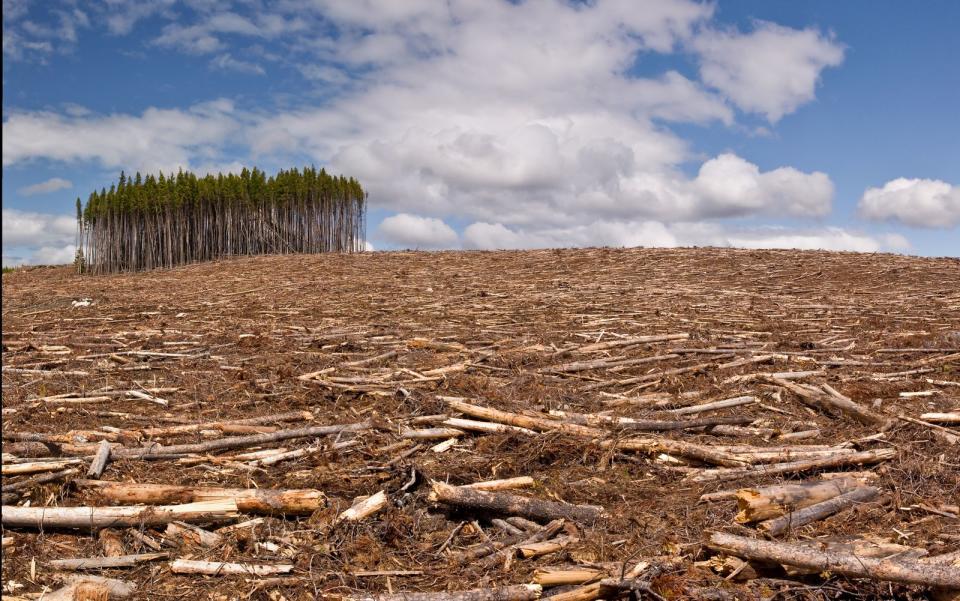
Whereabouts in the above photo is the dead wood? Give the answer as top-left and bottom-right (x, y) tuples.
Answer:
(708, 531), (960, 589)
(430, 481), (604, 524)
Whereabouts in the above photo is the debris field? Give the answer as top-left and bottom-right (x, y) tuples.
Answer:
(2, 247), (959, 600)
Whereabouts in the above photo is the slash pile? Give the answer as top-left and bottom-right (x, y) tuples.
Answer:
(2, 247), (958, 600)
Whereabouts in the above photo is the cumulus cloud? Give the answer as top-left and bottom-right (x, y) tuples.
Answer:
(462, 221), (906, 254)
(3, 1), (862, 258)
(2, 208), (77, 247)
(18, 177), (73, 196)
(376, 213), (459, 249)
(2, 99), (239, 173)
(693, 21), (844, 122)
(858, 178), (960, 228)
(693, 154), (833, 218)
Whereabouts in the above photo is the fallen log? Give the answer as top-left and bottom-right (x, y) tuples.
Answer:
(337, 490), (389, 523)
(757, 486), (882, 536)
(735, 477), (866, 522)
(707, 531), (960, 589)
(685, 448), (896, 483)
(45, 575), (136, 600)
(464, 476), (536, 491)
(2, 458), (84, 475)
(48, 552), (168, 570)
(108, 420), (371, 459)
(429, 481), (604, 524)
(87, 440), (112, 478)
(767, 377), (888, 426)
(440, 397), (605, 438)
(601, 438), (747, 467)
(477, 519), (565, 568)
(348, 584), (542, 601)
(170, 559), (293, 576)
(532, 567), (605, 586)
(1, 467), (78, 493)
(74, 480), (326, 515)
(1, 499), (239, 530)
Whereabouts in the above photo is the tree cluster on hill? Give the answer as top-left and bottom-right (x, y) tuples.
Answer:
(76, 166), (366, 273)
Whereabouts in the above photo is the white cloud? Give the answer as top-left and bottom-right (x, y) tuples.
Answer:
(3, 1), (856, 254)
(693, 21), (844, 122)
(376, 213), (459, 249)
(31, 244), (77, 265)
(18, 177), (73, 196)
(858, 178), (960, 228)
(693, 154), (833, 218)
(2, 208), (76, 247)
(2, 99), (239, 173)
(210, 53), (265, 75)
(462, 220), (906, 254)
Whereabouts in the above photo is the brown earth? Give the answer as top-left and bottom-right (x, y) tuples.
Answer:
(2, 247), (958, 600)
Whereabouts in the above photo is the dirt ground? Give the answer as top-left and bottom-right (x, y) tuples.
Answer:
(2, 247), (958, 600)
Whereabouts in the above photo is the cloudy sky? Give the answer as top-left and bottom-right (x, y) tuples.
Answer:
(2, 0), (958, 265)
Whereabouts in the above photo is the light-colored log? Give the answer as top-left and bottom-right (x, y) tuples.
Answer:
(1, 499), (239, 530)
(337, 490), (389, 522)
(707, 532), (960, 588)
(348, 584), (543, 601)
(169, 559), (293, 576)
(87, 440), (112, 479)
(757, 486), (882, 536)
(74, 480), (326, 515)
(735, 477), (865, 522)
(463, 476), (535, 491)
(47, 552), (167, 570)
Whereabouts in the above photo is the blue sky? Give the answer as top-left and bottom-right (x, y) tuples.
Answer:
(3, 0), (958, 264)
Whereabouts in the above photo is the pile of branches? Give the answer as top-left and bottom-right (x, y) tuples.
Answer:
(76, 166), (367, 274)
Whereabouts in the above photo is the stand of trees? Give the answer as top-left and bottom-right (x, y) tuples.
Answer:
(76, 166), (366, 274)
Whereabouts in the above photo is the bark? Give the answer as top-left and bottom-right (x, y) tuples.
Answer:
(707, 531), (960, 589)
(429, 481), (604, 524)
(1, 467), (78, 493)
(74, 480), (326, 515)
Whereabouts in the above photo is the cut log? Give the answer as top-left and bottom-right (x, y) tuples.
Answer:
(533, 567), (605, 586)
(477, 519), (565, 568)
(165, 521), (223, 547)
(685, 448), (896, 483)
(767, 377), (888, 426)
(735, 477), (865, 522)
(757, 486), (882, 536)
(1, 467), (78, 493)
(2, 458), (83, 475)
(169, 559), (293, 576)
(98, 528), (125, 557)
(337, 490), (389, 522)
(665, 396), (757, 416)
(707, 531), (960, 589)
(47, 552), (168, 570)
(463, 476), (535, 491)
(348, 584), (542, 601)
(87, 440), (112, 479)
(442, 417), (537, 436)
(920, 412), (960, 424)
(401, 428), (465, 440)
(440, 397), (605, 438)
(601, 438), (747, 467)
(1, 499), (239, 530)
(74, 480), (326, 515)
(429, 481), (604, 524)
(108, 420), (371, 460)
(46, 575), (135, 600)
